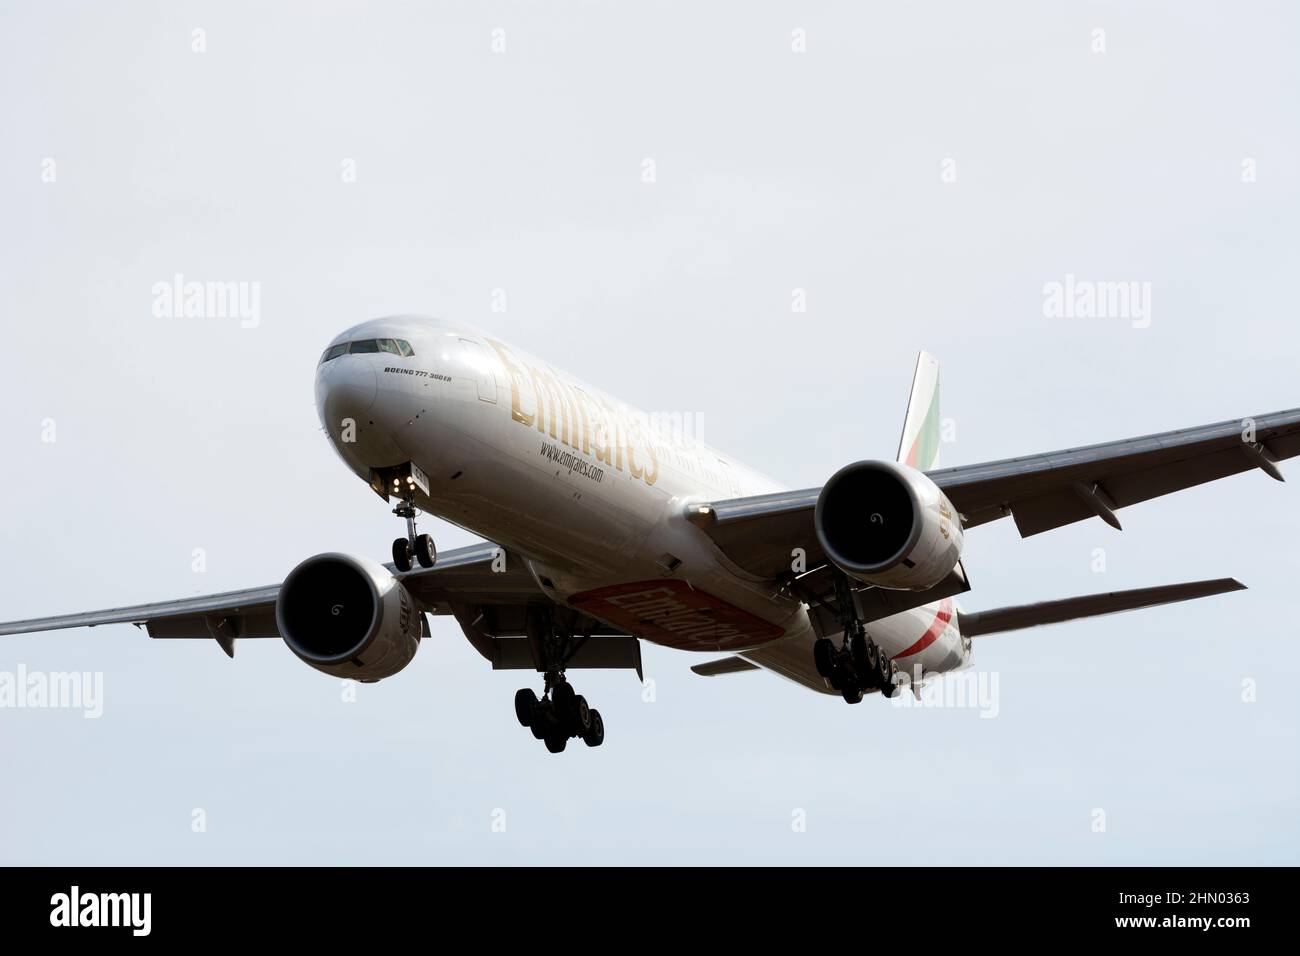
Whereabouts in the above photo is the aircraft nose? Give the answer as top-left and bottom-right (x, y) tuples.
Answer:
(316, 354), (379, 438)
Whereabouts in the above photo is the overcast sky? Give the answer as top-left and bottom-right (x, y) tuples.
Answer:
(1, 1), (1297, 864)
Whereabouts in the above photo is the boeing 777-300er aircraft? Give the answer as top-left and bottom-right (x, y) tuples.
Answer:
(3, 317), (1297, 752)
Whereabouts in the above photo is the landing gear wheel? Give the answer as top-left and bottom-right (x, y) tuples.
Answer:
(842, 685), (864, 704)
(544, 735), (567, 754)
(514, 688), (538, 727)
(877, 652), (894, 695)
(570, 695), (592, 735)
(583, 709), (605, 747)
(392, 537), (413, 573)
(813, 639), (837, 679)
(552, 681), (575, 711)
(414, 533), (436, 568)
(850, 633), (872, 678)
(391, 493), (428, 573)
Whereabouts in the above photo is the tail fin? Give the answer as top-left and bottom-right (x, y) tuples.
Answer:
(897, 351), (941, 471)
(959, 578), (1246, 638)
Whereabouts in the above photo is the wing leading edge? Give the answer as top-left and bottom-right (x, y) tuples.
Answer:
(0, 541), (643, 672)
(688, 407), (1300, 580)
(0, 542), (525, 641)
(0, 543), (535, 647)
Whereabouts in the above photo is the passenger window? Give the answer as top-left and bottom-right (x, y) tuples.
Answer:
(396, 340), (415, 357)
(320, 344), (348, 364)
(349, 339), (380, 354)
(377, 338), (400, 355)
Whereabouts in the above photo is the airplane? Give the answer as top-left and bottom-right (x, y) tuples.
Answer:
(2, 316), (1296, 754)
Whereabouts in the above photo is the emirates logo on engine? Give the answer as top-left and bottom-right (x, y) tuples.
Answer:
(397, 587), (413, 634)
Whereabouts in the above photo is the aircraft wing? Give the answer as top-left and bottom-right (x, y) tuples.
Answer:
(0, 581), (283, 641)
(0, 541), (641, 672)
(688, 407), (1300, 580)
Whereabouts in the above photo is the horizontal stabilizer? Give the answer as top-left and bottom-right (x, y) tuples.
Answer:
(960, 577), (1246, 637)
(690, 656), (760, 676)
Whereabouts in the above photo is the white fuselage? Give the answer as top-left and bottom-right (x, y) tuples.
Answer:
(315, 316), (968, 693)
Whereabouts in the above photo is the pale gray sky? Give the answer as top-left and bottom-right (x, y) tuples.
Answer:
(1, 1), (1297, 864)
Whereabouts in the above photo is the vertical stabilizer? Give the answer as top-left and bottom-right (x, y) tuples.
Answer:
(897, 351), (941, 471)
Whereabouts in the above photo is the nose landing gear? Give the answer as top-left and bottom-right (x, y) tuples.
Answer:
(391, 497), (436, 572)
(373, 463), (437, 573)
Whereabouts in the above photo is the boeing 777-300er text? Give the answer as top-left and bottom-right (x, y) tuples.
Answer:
(3, 317), (1296, 752)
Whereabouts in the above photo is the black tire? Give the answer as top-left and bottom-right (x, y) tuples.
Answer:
(414, 533), (436, 568)
(530, 717), (547, 740)
(514, 688), (538, 727)
(551, 681), (575, 711)
(529, 700), (549, 739)
(570, 694), (592, 735)
(813, 639), (836, 679)
(544, 734), (567, 754)
(827, 667), (843, 691)
(849, 634), (873, 685)
(583, 709), (605, 747)
(842, 685), (863, 704)
(877, 648), (891, 686)
(392, 537), (413, 573)
(879, 656), (900, 697)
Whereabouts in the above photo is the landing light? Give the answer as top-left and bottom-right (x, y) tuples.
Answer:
(370, 461), (431, 502)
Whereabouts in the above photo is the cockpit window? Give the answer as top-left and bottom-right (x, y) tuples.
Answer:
(321, 338), (413, 361)
(320, 344), (348, 364)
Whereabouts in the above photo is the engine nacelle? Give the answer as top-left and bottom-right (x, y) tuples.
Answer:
(814, 460), (963, 591)
(275, 552), (423, 681)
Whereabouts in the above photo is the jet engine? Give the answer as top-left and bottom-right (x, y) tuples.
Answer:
(275, 552), (424, 681)
(814, 460), (963, 591)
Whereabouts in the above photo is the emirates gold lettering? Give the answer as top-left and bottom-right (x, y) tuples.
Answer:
(486, 338), (659, 488)
(487, 339), (535, 427)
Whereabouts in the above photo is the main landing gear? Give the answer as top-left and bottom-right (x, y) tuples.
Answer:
(391, 495), (436, 573)
(813, 573), (901, 704)
(514, 677), (605, 753)
(514, 606), (605, 753)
